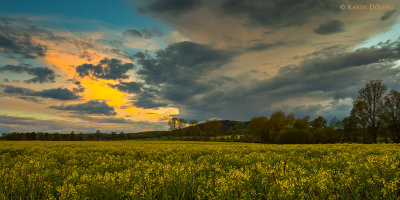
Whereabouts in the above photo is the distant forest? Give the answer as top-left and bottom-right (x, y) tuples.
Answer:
(1, 80), (399, 144)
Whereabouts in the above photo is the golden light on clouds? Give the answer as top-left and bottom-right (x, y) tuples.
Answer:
(36, 34), (180, 123)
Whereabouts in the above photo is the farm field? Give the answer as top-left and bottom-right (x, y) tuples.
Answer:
(0, 141), (399, 199)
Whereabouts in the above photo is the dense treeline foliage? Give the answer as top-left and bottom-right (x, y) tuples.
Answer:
(1, 80), (399, 143)
(0, 131), (169, 141)
(246, 80), (399, 144)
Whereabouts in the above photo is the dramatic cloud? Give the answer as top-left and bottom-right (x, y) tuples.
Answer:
(0, 64), (56, 83)
(123, 29), (164, 39)
(218, 0), (339, 28)
(0, 17), (50, 58)
(2, 85), (79, 100)
(246, 41), (294, 52)
(37, 88), (80, 100)
(131, 40), (400, 121)
(76, 58), (135, 80)
(134, 89), (168, 109)
(137, 0), (339, 28)
(314, 20), (345, 35)
(50, 100), (117, 116)
(108, 81), (143, 94)
(136, 41), (236, 85)
(132, 41), (236, 109)
(137, 0), (202, 15)
(381, 10), (396, 21)
(0, 114), (167, 133)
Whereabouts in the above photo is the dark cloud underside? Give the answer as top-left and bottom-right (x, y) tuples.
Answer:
(108, 81), (143, 94)
(123, 28), (164, 39)
(0, 64), (56, 83)
(314, 20), (345, 35)
(2, 85), (79, 100)
(50, 100), (117, 116)
(76, 58), (135, 80)
(132, 41), (236, 109)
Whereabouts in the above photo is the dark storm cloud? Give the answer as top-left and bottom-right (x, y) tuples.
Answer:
(2, 85), (79, 100)
(123, 29), (164, 39)
(3, 85), (34, 96)
(132, 41), (236, 109)
(219, 0), (339, 27)
(252, 42), (400, 98)
(108, 81), (143, 94)
(246, 41), (297, 52)
(137, 0), (202, 15)
(134, 89), (168, 109)
(76, 58), (135, 80)
(0, 64), (56, 83)
(381, 10), (396, 21)
(36, 88), (80, 100)
(0, 17), (53, 58)
(50, 100), (117, 116)
(314, 20), (345, 35)
(132, 40), (400, 121)
(136, 41), (236, 85)
(136, 0), (339, 28)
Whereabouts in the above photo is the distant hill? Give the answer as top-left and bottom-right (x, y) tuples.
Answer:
(129, 120), (250, 137)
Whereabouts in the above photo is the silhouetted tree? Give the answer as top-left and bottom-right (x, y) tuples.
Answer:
(95, 130), (102, 140)
(269, 111), (287, 141)
(352, 80), (387, 143)
(119, 131), (127, 140)
(249, 116), (269, 143)
(77, 133), (84, 141)
(189, 120), (200, 139)
(342, 116), (358, 143)
(168, 117), (178, 140)
(177, 118), (187, 140)
(381, 90), (400, 143)
(69, 131), (76, 141)
(204, 118), (222, 141)
(311, 116), (327, 130)
(294, 116), (310, 130)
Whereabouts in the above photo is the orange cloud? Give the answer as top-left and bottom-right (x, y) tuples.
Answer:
(32, 33), (179, 123)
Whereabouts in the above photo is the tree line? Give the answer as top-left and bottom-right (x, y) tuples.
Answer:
(248, 80), (400, 143)
(0, 130), (168, 141)
(1, 80), (399, 143)
(166, 80), (399, 144)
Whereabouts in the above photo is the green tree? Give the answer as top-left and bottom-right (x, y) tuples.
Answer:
(111, 132), (118, 140)
(177, 118), (187, 140)
(189, 120), (200, 139)
(168, 117), (178, 140)
(95, 130), (102, 141)
(204, 118), (222, 141)
(269, 111), (287, 141)
(311, 116), (327, 130)
(342, 116), (358, 143)
(68, 131), (76, 141)
(119, 131), (127, 140)
(294, 116), (310, 130)
(352, 80), (387, 143)
(381, 90), (400, 143)
(248, 116), (269, 143)
(77, 133), (84, 141)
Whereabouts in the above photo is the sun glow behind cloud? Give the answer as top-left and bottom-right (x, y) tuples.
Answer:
(35, 30), (180, 125)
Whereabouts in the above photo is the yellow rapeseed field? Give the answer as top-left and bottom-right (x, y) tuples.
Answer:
(0, 141), (399, 199)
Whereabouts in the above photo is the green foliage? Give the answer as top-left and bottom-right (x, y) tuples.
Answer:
(275, 129), (311, 144)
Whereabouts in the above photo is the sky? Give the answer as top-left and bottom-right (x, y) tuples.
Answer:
(1, 0), (400, 133)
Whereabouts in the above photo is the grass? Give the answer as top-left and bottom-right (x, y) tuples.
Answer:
(0, 141), (399, 199)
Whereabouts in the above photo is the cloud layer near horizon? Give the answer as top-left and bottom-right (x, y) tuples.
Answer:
(1, 0), (400, 132)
